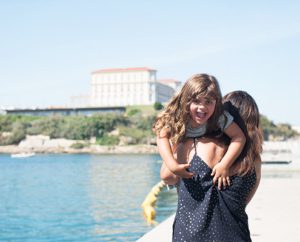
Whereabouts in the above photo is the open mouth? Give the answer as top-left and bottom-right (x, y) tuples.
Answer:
(196, 111), (206, 119)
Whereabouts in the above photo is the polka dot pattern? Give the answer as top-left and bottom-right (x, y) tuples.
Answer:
(173, 153), (256, 242)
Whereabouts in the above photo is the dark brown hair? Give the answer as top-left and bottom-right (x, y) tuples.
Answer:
(223, 91), (263, 175)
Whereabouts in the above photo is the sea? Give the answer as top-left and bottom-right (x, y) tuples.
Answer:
(1, 152), (299, 242)
(0, 154), (177, 242)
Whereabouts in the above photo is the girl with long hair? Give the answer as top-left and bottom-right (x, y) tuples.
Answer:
(161, 90), (263, 241)
(154, 74), (246, 188)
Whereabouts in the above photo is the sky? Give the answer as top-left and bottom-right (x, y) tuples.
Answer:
(0, 0), (300, 125)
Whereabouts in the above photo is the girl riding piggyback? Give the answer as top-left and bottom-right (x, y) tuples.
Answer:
(153, 74), (246, 189)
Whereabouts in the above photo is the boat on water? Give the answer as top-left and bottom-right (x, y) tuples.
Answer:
(11, 152), (35, 158)
(261, 149), (294, 166)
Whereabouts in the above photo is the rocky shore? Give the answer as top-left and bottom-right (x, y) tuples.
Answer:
(0, 135), (159, 155)
(1, 135), (299, 155)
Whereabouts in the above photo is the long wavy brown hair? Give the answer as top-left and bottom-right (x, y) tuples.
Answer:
(153, 73), (223, 145)
(223, 91), (263, 175)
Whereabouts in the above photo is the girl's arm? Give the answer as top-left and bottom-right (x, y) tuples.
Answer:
(219, 121), (246, 167)
(160, 140), (192, 185)
(156, 132), (178, 172)
(157, 133), (193, 178)
(211, 121), (246, 188)
(160, 162), (179, 185)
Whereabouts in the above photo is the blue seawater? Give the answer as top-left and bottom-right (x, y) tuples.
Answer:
(0, 154), (177, 241)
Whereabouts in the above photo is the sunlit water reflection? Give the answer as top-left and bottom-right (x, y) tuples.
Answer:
(1, 153), (299, 241)
(0, 154), (176, 241)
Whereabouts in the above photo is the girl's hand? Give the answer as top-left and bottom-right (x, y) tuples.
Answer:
(171, 163), (194, 179)
(211, 162), (231, 190)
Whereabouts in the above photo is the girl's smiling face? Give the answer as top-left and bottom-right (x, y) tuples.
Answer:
(189, 96), (216, 128)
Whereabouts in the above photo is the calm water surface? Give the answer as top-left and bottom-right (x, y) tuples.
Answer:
(0, 154), (177, 241)
(1, 153), (299, 241)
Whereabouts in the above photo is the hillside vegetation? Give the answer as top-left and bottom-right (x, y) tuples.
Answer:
(0, 105), (298, 146)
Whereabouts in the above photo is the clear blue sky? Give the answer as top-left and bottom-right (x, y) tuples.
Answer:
(1, 0), (299, 125)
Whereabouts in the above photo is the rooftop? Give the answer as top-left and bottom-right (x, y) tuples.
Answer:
(158, 79), (181, 84)
(92, 67), (156, 74)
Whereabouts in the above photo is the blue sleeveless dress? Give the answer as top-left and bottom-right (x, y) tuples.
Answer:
(173, 139), (256, 242)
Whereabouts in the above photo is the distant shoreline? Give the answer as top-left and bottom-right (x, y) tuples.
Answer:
(0, 134), (159, 155)
(0, 144), (159, 155)
(1, 136), (299, 155)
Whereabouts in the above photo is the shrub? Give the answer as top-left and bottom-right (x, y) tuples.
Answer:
(153, 102), (163, 110)
(96, 135), (119, 145)
(136, 115), (156, 130)
(127, 108), (141, 117)
(71, 142), (87, 149)
(1, 121), (28, 145)
(119, 126), (151, 144)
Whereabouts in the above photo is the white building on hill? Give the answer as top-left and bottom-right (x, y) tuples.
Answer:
(90, 67), (179, 107)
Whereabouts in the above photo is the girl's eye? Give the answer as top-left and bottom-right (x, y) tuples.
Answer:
(192, 98), (215, 105)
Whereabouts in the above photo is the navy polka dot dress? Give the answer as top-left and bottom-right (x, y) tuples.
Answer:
(173, 140), (256, 242)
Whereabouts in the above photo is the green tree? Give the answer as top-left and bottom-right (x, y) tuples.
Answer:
(154, 102), (163, 110)
(96, 135), (119, 145)
(8, 121), (28, 144)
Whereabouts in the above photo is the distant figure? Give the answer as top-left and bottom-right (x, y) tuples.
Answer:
(161, 91), (263, 242)
(153, 73), (246, 189)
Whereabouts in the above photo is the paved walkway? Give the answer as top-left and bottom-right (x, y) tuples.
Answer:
(247, 173), (300, 242)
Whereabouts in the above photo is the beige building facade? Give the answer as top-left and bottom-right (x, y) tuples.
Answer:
(90, 67), (179, 107)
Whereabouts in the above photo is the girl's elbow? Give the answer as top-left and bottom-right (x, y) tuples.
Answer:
(236, 132), (246, 146)
(240, 131), (246, 143)
(160, 169), (169, 180)
(160, 170), (178, 185)
(229, 129), (246, 145)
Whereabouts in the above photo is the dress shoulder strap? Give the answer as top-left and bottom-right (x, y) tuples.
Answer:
(193, 138), (197, 155)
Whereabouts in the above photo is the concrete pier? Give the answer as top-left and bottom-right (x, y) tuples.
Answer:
(247, 173), (300, 242)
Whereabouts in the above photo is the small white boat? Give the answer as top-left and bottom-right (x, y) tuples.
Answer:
(11, 152), (35, 158)
(262, 150), (293, 165)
